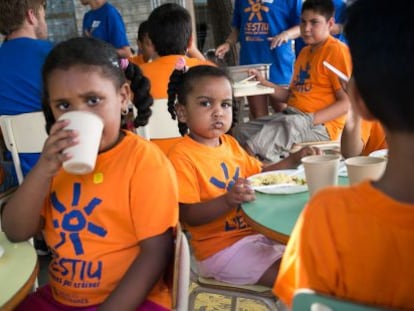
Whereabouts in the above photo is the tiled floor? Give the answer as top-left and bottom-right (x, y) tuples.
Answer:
(37, 255), (273, 310)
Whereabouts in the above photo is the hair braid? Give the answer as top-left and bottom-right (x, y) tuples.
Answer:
(124, 63), (153, 127)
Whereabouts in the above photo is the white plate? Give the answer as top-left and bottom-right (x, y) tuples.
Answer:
(0, 245), (4, 259)
(248, 169), (307, 194)
(369, 149), (388, 159)
(232, 81), (260, 89)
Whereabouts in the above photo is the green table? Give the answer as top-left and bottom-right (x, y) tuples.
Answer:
(241, 177), (349, 244)
(0, 232), (38, 310)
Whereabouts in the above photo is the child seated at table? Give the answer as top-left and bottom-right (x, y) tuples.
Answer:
(129, 20), (156, 65)
(167, 62), (320, 287)
(2, 37), (178, 311)
(235, 0), (352, 162)
(274, 0), (414, 309)
(340, 102), (387, 158)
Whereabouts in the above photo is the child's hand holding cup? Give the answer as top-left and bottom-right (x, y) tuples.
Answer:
(58, 111), (104, 175)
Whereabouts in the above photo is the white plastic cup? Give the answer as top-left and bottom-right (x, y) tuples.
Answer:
(301, 154), (341, 197)
(345, 156), (386, 185)
(58, 111), (104, 175)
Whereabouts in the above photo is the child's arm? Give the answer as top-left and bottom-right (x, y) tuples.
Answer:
(340, 106), (364, 158)
(248, 68), (290, 104)
(180, 178), (255, 227)
(99, 228), (174, 311)
(268, 25), (301, 49)
(1, 119), (78, 241)
(312, 88), (350, 125)
(215, 27), (239, 59)
(262, 146), (321, 171)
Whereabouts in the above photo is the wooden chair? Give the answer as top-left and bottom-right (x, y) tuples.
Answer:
(187, 234), (279, 310)
(292, 289), (390, 311)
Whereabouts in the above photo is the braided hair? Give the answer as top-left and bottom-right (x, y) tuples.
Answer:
(41, 37), (152, 133)
(167, 64), (238, 136)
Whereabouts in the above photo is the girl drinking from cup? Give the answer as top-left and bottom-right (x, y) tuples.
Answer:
(2, 37), (178, 311)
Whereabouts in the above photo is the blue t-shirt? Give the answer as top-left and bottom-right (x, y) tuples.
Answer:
(295, 0), (348, 56)
(232, 0), (302, 85)
(0, 38), (52, 176)
(82, 2), (129, 49)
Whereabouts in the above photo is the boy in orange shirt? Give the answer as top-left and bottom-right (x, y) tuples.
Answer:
(274, 0), (414, 310)
(235, 0), (351, 162)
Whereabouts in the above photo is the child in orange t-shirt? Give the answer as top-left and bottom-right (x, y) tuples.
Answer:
(341, 102), (387, 158)
(2, 37), (178, 311)
(235, 0), (352, 162)
(167, 63), (320, 287)
(129, 20), (156, 66)
(274, 0), (414, 310)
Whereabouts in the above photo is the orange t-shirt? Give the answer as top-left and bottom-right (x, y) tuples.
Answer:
(274, 181), (414, 310)
(360, 120), (387, 156)
(168, 134), (262, 260)
(139, 55), (215, 155)
(288, 36), (352, 140)
(41, 131), (179, 308)
(129, 54), (146, 66)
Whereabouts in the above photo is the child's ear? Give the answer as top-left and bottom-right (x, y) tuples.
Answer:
(349, 78), (376, 121)
(119, 82), (131, 112)
(175, 104), (187, 122)
(327, 16), (335, 31)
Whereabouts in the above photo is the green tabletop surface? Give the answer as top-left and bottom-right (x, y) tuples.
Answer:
(0, 232), (38, 307)
(242, 176), (349, 240)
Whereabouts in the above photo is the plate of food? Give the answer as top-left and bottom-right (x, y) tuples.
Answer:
(369, 149), (388, 159)
(248, 169), (307, 194)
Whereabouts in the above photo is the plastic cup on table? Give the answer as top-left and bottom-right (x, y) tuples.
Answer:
(301, 154), (341, 197)
(345, 156), (386, 185)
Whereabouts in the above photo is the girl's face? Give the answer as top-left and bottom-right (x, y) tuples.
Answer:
(47, 65), (130, 152)
(176, 76), (233, 147)
(300, 10), (333, 47)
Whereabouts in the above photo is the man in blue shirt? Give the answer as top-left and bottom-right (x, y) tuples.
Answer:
(0, 0), (53, 183)
(80, 0), (132, 58)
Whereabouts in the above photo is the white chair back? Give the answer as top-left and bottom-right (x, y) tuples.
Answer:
(172, 224), (190, 311)
(0, 112), (48, 185)
(138, 99), (181, 140)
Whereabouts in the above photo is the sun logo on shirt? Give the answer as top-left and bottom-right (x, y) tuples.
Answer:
(244, 0), (270, 22)
(51, 183), (107, 256)
(210, 163), (240, 191)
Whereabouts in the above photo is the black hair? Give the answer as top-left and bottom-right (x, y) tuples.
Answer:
(137, 20), (148, 42)
(147, 3), (192, 56)
(41, 37), (152, 133)
(345, 0), (414, 132)
(302, 0), (335, 20)
(167, 65), (238, 136)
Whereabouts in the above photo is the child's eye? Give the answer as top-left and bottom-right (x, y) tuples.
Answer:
(56, 101), (70, 110)
(222, 102), (233, 109)
(87, 96), (102, 106)
(199, 100), (211, 107)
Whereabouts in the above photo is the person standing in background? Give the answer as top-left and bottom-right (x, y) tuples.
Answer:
(215, 0), (303, 119)
(80, 0), (132, 58)
(0, 0), (52, 180)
